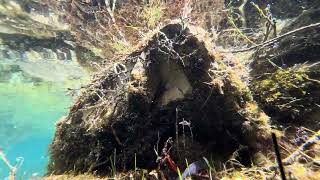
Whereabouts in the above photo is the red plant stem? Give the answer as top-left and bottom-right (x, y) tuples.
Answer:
(164, 155), (178, 173)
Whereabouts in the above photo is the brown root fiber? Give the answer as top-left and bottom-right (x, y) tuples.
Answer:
(48, 22), (272, 175)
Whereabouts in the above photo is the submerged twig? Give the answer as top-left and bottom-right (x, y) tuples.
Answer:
(176, 108), (179, 152)
(267, 131), (320, 172)
(227, 17), (257, 46)
(250, 2), (277, 41)
(272, 133), (287, 180)
(223, 22), (320, 53)
(0, 149), (24, 180)
(284, 130), (320, 165)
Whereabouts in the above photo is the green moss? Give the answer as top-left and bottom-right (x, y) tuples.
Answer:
(142, 1), (164, 28)
(227, 71), (254, 102)
(252, 65), (319, 116)
(109, 41), (133, 55)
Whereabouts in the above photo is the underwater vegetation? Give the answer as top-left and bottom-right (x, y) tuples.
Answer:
(252, 64), (320, 119)
(0, 0), (320, 180)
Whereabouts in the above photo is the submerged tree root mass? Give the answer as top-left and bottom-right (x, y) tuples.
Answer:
(1, 0), (319, 179)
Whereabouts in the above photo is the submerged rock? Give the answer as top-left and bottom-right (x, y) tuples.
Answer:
(48, 22), (273, 176)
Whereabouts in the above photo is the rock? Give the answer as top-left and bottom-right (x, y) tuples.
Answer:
(48, 22), (273, 176)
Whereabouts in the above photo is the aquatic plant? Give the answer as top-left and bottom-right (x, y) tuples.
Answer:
(250, 2), (277, 41)
(252, 63), (320, 119)
(142, 0), (164, 28)
(2, 0), (320, 180)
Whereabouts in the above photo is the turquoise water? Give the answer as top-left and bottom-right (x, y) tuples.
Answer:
(0, 83), (71, 179)
(0, 78), (76, 179)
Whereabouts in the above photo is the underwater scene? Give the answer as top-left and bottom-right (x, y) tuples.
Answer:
(0, 59), (87, 180)
(1, 0), (320, 180)
(0, 79), (71, 179)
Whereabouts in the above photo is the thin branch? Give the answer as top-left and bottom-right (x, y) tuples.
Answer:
(222, 22), (320, 53)
(175, 108), (179, 151)
(0, 149), (23, 180)
(272, 133), (287, 180)
(266, 130), (320, 171)
(284, 130), (320, 165)
(227, 17), (257, 46)
(112, 0), (117, 12)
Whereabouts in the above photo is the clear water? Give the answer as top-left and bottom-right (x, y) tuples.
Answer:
(0, 82), (71, 179)
(0, 68), (84, 179)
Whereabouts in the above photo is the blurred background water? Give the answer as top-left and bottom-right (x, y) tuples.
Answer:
(0, 59), (88, 179)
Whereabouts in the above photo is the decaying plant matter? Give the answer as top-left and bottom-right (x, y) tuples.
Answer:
(48, 21), (274, 177)
(45, 2), (320, 180)
(47, 0), (225, 64)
